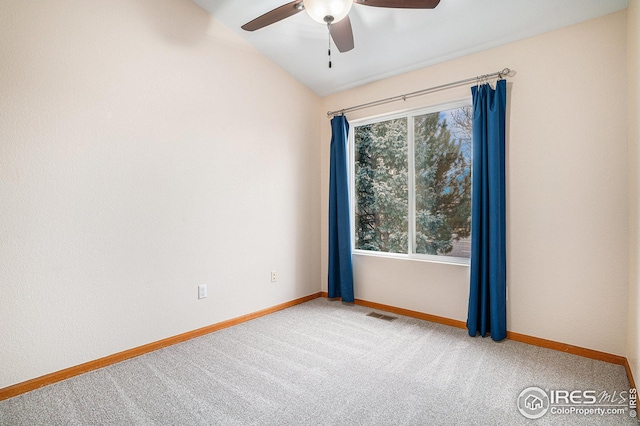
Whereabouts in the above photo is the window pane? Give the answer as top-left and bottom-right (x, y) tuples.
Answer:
(354, 117), (408, 254)
(414, 107), (472, 257)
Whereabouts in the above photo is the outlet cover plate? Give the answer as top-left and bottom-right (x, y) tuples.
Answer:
(198, 284), (207, 299)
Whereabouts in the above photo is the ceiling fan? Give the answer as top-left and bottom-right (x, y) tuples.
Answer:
(241, 0), (441, 54)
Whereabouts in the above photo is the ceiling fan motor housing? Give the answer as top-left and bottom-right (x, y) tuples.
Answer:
(304, 0), (353, 24)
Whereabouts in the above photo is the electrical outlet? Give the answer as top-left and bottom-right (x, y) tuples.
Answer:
(198, 284), (207, 299)
(271, 271), (277, 283)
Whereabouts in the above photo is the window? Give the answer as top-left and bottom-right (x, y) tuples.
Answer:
(351, 101), (472, 263)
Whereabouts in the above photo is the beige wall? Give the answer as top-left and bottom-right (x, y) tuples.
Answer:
(0, 0), (321, 388)
(628, 0), (640, 384)
(321, 10), (629, 356)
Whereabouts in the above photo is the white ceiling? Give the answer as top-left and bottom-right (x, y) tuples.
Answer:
(193, 0), (628, 97)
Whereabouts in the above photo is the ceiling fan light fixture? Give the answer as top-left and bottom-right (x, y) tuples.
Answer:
(304, 0), (353, 24)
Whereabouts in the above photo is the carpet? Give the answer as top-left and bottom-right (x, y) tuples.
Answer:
(0, 298), (636, 425)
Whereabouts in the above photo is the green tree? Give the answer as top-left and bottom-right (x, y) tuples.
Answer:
(354, 107), (471, 256)
(355, 117), (408, 253)
(414, 109), (471, 255)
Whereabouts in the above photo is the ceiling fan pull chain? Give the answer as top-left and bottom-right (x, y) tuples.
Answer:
(327, 23), (332, 68)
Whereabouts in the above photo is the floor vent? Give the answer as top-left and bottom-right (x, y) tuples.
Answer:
(366, 312), (397, 322)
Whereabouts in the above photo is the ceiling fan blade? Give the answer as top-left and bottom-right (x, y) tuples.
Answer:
(354, 0), (440, 9)
(241, 1), (304, 31)
(330, 16), (355, 53)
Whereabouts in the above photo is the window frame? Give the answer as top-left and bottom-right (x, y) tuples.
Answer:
(349, 98), (473, 266)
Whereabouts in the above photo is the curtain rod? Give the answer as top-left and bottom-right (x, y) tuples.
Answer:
(326, 67), (510, 118)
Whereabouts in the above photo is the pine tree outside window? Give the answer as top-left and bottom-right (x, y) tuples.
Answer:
(351, 100), (472, 264)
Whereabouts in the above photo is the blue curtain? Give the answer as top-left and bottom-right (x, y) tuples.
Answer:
(467, 79), (507, 341)
(328, 115), (354, 302)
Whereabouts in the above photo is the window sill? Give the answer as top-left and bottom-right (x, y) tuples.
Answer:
(352, 249), (471, 266)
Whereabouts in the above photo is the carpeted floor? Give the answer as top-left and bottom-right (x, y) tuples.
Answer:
(0, 298), (636, 425)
